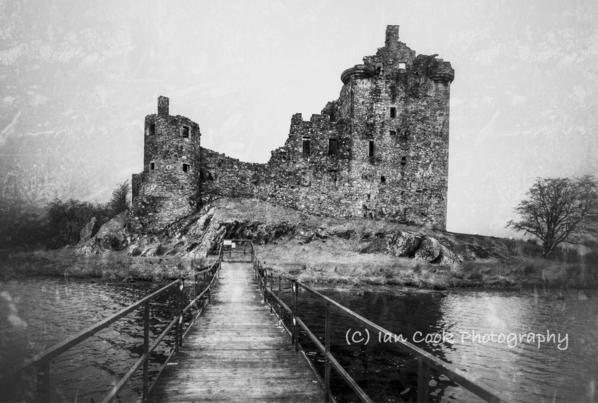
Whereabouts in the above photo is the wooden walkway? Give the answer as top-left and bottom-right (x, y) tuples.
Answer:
(150, 262), (325, 402)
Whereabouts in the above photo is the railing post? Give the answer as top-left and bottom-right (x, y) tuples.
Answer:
(263, 268), (268, 304)
(178, 280), (184, 348)
(417, 357), (430, 403)
(324, 301), (331, 401)
(142, 300), (150, 402)
(292, 280), (298, 352)
(37, 361), (50, 401)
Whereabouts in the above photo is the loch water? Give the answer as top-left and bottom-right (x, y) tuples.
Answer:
(1, 277), (597, 402)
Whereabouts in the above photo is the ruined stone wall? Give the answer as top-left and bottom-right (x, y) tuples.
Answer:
(130, 97), (201, 233)
(199, 148), (266, 200)
(196, 25), (453, 230)
(132, 25), (453, 233)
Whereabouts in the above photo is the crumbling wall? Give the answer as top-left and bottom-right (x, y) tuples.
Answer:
(199, 148), (266, 201)
(134, 25), (454, 233)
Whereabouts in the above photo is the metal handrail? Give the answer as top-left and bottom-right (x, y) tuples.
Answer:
(245, 240), (504, 403)
(9, 245), (223, 403)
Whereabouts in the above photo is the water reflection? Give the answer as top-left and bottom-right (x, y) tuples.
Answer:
(0, 277), (189, 402)
(284, 288), (598, 403)
(1, 278), (596, 402)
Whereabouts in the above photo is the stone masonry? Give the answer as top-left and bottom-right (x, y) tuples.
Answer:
(130, 96), (201, 232)
(131, 26), (454, 233)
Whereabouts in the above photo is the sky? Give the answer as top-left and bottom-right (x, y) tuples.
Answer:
(1, 0), (597, 237)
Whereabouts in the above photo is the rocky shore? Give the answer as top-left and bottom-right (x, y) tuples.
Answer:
(2, 198), (596, 289)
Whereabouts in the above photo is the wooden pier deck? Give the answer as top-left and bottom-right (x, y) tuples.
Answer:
(150, 262), (325, 402)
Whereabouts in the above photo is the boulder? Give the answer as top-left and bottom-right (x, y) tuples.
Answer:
(387, 231), (424, 257)
(414, 236), (462, 264)
(94, 211), (129, 251)
(79, 217), (96, 243)
(437, 243), (462, 264)
(414, 237), (442, 262)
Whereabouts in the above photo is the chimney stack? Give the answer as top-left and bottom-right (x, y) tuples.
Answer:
(158, 96), (169, 116)
(385, 25), (400, 47)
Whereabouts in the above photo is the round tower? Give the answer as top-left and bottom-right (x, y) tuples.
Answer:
(131, 96), (201, 233)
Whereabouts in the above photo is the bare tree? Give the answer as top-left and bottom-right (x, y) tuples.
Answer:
(507, 176), (597, 256)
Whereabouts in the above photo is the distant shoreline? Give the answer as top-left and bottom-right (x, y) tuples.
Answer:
(2, 249), (597, 291)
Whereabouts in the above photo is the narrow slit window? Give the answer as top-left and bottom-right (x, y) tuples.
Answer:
(148, 123), (156, 136)
(390, 107), (397, 118)
(390, 130), (396, 136)
(381, 175), (386, 184)
(369, 141), (375, 158)
(401, 156), (407, 166)
(182, 126), (190, 138)
(328, 138), (339, 156)
(150, 162), (155, 170)
(302, 138), (311, 158)
(182, 163), (189, 173)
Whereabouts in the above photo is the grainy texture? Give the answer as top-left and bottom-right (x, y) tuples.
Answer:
(150, 262), (325, 402)
(132, 25), (454, 233)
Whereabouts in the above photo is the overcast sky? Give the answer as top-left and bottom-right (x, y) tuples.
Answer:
(1, 0), (597, 237)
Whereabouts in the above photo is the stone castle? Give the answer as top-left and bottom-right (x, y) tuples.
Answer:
(130, 25), (454, 233)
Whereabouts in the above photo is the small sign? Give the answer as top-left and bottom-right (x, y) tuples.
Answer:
(231, 242), (236, 249)
(223, 240), (233, 246)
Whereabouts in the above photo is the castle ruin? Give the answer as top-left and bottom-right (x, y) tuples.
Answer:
(131, 25), (454, 233)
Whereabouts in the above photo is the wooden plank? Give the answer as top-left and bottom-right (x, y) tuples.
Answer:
(150, 262), (325, 402)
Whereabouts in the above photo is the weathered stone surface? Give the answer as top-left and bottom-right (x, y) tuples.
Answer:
(413, 236), (461, 264)
(387, 231), (424, 257)
(94, 211), (129, 251)
(79, 217), (96, 243)
(131, 25), (453, 234)
(129, 96), (202, 234)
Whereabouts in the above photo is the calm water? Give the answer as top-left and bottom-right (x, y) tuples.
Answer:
(1, 278), (597, 402)
(0, 277), (182, 402)
(280, 287), (598, 402)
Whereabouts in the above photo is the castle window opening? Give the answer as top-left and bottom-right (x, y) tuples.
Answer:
(381, 175), (386, 183)
(390, 130), (396, 136)
(148, 123), (156, 136)
(328, 138), (339, 156)
(369, 141), (375, 158)
(302, 138), (311, 158)
(182, 163), (190, 173)
(401, 156), (407, 166)
(182, 125), (190, 138)
(390, 107), (397, 118)
(150, 162), (155, 170)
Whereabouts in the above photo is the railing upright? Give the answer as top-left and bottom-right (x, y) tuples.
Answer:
(142, 301), (150, 402)
(178, 281), (184, 348)
(292, 280), (298, 352)
(324, 301), (331, 401)
(417, 357), (430, 403)
(38, 361), (50, 400)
